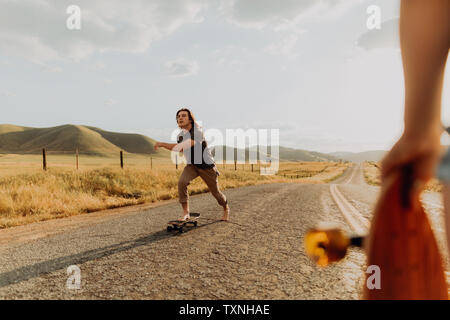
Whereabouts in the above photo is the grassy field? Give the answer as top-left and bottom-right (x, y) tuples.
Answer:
(363, 161), (442, 192)
(0, 154), (350, 228)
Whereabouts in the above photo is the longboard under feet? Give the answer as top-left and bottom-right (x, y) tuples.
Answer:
(167, 212), (200, 233)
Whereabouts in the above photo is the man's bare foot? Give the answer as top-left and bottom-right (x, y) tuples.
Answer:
(179, 213), (190, 221)
(220, 205), (230, 221)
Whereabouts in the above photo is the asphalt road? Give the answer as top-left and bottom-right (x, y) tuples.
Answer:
(0, 164), (447, 299)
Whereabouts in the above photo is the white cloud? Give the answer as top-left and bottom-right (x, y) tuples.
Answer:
(105, 98), (118, 106)
(40, 64), (63, 73)
(220, 0), (357, 30)
(213, 46), (250, 72)
(0, 91), (17, 97)
(264, 34), (300, 57)
(90, 62), (106, 71)
(356, 18), (399, 50)
(220, 0), (315, 29)
(165, 59), (199, 78)
(0, 0), (208, 64)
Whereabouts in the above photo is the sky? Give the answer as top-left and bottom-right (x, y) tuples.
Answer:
(0, 0), (449, 153)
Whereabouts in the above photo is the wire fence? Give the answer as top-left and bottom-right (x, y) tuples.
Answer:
(11, 148), (279, 173)
(0, 149), (345, 180)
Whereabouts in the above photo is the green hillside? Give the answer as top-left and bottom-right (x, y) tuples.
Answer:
(0, 124), (170, 156)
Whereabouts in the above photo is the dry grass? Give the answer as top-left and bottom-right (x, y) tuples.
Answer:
(363, 161), (381, 186)
(0, 154), (349, 228)
(276, 161), (351, 183)
(363, 161), (443, 192)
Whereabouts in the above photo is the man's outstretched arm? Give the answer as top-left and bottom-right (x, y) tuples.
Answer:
(154, 142), (177, 151)
(154, 140), (195, 152)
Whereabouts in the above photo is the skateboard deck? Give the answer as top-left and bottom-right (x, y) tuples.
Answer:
(364, 167), (448, 299)
(167, 212), (200, 233)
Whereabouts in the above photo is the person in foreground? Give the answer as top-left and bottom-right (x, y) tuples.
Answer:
(154, 108), (230, 222)
(381, 0), (449, 251)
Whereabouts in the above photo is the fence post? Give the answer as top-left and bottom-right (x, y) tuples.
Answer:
(120, 151), (123, 169)
(76, 148), (79, 170)
(176, 154), (178, 170)
(251, 164), (254, 172)
(42, 148), (47, 171)
(234, 160), (237, 171)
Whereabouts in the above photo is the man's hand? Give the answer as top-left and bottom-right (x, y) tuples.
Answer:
(154, 142), (162, 150)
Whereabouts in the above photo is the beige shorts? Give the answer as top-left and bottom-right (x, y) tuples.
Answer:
(178, 165), (227, 206)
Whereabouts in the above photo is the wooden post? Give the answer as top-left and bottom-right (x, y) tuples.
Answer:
(76, 148), (79, 170)
(120, 151), (123, 169)
(251, 164), (254, 172)
(42, 148), (47, 171)
(234, 160), (237, 171)
(176, 154), (178, 170)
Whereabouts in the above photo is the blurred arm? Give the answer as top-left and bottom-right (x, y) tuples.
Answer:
(400, 0), (449, 138)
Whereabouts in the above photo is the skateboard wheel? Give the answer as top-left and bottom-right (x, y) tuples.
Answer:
(167, 226), (173, 232)
(179, 228), (184, 233)
(194, 222), (198, 227)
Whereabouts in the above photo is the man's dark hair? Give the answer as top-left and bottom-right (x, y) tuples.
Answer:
(176, 108), (198, 128)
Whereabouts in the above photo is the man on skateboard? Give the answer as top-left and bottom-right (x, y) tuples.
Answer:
(154, 108), (230, 222)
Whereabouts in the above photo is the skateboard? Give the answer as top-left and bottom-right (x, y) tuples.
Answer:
(167, 212), (200, 233)
(364, 166), (448, 299)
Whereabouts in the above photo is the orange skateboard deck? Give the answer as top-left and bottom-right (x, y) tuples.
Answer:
(364, 166), (448, 299)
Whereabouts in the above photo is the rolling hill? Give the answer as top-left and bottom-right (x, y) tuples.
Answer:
(278, 146), (341, 162)
(0, 124), (170, 156)
(210, 145), (340, 162)
(329, 150), (386, 162)
(0, 124), (384, 162)
(0, 124), (32, 135)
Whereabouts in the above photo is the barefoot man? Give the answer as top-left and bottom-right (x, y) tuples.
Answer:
(154, 108), (230, 221)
